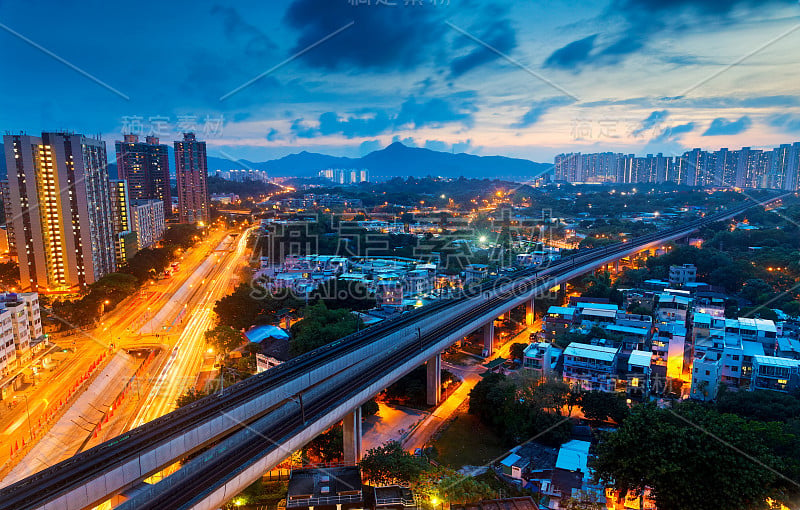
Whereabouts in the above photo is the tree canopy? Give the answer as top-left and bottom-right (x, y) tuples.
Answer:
(593, 403), (800, 510)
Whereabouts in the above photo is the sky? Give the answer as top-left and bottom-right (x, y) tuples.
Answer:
(1, 0), (799, 164)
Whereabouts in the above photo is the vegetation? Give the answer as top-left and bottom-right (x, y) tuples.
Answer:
(593, 402), (800, 510)
(432, 411), (506, 468)
(289, 302), (363, 356)
(468, 373), (572, 446)
(577, 390), (629, 425)
(204, 325), (245, 355)
(360, 440), (499, 505)
(383, 365), (457, 408)
(0, 261), (20, 290)
(360, 440), (428, 485)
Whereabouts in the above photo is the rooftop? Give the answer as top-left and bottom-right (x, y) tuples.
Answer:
(564, 343), (619, 362)
(628, 350), (652, 368)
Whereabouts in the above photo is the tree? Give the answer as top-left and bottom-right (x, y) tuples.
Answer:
(579, 390), (629, 424)
(509, 342), (527, 362)
(360, 441), (427, 485)
(593, 403), (796, 510)
(176, 388), (211, 408)
(435, 472), (497, 505)
(205, 325), (245, 355)
(469, 373), (571, 446)
(306, 424), (343, 463)
(361, 398), (380, 418)
(0, 261), (20, 290)
(290, 303), (362, 356)
(715, 389), (800, 423)
(314, 279), (375, 311)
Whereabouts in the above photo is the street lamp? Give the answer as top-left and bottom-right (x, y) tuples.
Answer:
(15, 394), (33, 442)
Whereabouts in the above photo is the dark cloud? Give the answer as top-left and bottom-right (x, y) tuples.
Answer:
(424, 140), (449, 152)
(543, 35), (597, 70)
(391, 136), (417, 147)
(211, 5), (277, 58)
(284, 0), (442, 71)
(291, 94), (477, 138)
(316, 111), (393, 138)
(512, 97), (576, 128)
(702, 116), (752, 136)
(633, 110), (669, 136)
(266, 128), (280, 141)
(449, 18), (517, 78)
(395, 95), (477, 129)
(654, 122), (695, 142)
(359, 140), (382, 155)
(768, 113), (800, 133)
(544, 0), (795, 71)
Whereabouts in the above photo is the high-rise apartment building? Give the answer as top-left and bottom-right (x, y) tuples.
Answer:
(110, 179), (138, 263)
(553, 141), (800, 191)
(131, 199), (166, 249)
(115, 134), (172, 216)
(174, 133), (209, 224)
(2, 132), (116, 292)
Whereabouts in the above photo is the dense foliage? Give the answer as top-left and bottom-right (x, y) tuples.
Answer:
(593, 403), (800, 510)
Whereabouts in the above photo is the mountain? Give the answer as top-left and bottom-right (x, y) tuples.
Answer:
(208, 142), (550, 180)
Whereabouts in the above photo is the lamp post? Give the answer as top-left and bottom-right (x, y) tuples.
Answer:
(15, 394), (32, 442)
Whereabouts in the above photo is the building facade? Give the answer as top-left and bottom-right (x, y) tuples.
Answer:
(174, 133), (209, 224)
(131, 199), (166, 250)
(115, 134), (172, 216)
(3, 132), (116, 292)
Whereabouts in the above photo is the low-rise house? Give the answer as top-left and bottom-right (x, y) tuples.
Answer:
(563, 343), (620, 392)
(625, 350), (652, 399)
(750, 355), (800, 392)
(287, 467), (363, 510)
(522, 342), (561, 378)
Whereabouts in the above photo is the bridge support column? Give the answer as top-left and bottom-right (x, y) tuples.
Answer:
(525, 297), (535, 326)
(426, 354), (442, 406)
(483, 322), (495, 356)
(343, 407), (362, 465)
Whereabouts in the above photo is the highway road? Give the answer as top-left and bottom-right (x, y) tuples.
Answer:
(0, 226), (230, 482)
(131, 227), (253, 428)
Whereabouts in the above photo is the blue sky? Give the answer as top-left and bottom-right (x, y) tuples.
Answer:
(1, 0), (799, 163)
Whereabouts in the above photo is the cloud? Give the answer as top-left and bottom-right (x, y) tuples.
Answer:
(767, 113), (800, 133)
(513, 97), (576, 128)
(424, 140), (449, 152)
(284, 0), (443, 71)
(654, 122), (695, 142)
(450, 18), (517, 78)
(543, 35), (597, 70)
(211, 5), (277, 58)
(291, 94), (477, 138)
(359, 140), (382, 155)
(266, 128), (280, 141)
(544, 0), (796, 71)
(423, 139), (474, 153)
(702, 116), (752, 136)
(395, 95), (477, 129)
(391, 136), (417, 147)
(633, 110), (669, 136)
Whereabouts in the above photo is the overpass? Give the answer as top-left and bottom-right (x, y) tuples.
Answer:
(0, 195), (785, 510)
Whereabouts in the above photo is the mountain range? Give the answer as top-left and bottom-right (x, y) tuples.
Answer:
(207, 142), (551, 180)
(0, 142), (552, 180)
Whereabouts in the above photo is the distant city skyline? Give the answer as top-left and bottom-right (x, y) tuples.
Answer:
(0, 1), (798, 164)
